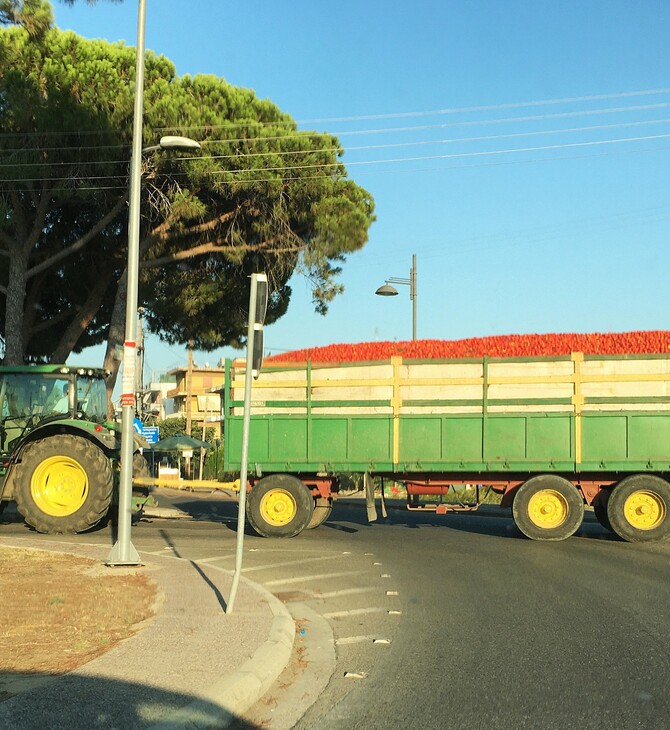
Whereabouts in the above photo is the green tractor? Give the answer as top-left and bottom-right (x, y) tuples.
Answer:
(0, 365), (149, 534)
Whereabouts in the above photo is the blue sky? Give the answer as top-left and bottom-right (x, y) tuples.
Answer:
(56, 0), (670, 377)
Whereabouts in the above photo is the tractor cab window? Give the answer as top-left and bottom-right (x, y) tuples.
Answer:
(50, 380), (71, 414)
(75, 376), (108, 423)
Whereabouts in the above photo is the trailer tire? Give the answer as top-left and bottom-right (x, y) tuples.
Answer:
(247, 475), (314, 538)
(133, 452), (151, 479)
(306, 497), (332, 529)
(13, 434), (114, 534)
(512, 475), (584, 541)
(592, 489), (614, 533)
(606, 474), (670, 542)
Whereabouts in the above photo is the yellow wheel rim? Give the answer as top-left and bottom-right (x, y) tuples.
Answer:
(260, 488), (297, 527)
(623, 490), (666, 531)
(30, 455), (88, 517)
(527, 489), (568, 529)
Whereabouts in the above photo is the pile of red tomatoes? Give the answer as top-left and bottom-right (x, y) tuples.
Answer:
(266, 331), (670, 364)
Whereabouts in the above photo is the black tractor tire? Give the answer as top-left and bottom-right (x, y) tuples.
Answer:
(133, 452), (152, 479)
(247, 474), (314, 538)
(306, 496), (333, 529)
(606, 474), (670, 543)
(512, 474), (584, 541)
(13, 434), (114, 534)
(592, 489), (614, 533)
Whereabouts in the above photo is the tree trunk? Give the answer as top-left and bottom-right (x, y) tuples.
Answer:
(3, 248), (28, 365)
(50, 266), (115, 364)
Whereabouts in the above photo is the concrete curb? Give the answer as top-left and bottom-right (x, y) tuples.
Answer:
(148, 578), (295, 730)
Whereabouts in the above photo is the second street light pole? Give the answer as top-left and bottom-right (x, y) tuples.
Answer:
(375, 253), (418, 340)
(410, 253), (417, 341)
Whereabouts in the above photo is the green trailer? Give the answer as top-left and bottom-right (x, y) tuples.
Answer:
(222, 353), (670, 542)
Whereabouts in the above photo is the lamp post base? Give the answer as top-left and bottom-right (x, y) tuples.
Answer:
(106, 540), (141, 566)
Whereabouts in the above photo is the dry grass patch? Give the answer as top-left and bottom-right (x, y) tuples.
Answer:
(0, 546), (157, 676)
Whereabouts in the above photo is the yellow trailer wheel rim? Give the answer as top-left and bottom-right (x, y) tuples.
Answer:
(623, 490), (666, 531)
(30, 456), (88, 517)
(528, 489), (568, 529)
(260, 488), (297, 527)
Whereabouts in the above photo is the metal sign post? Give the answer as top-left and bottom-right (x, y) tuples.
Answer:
(227, 273), (267, 613)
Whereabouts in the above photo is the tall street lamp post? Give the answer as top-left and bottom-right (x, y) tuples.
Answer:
(375, 253), (418, 341)
(107, 0), (200, 565)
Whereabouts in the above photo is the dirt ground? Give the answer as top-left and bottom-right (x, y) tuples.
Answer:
(0, 546), (157, 684)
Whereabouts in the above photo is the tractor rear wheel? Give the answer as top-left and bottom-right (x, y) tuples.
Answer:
(13, 434), (114, 534)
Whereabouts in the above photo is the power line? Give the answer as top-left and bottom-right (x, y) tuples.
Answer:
(36, 130), (668, 180)
(4, 116), (670, 170)
(165, 87), (670, 127)
(2, 95), (670, 152)
(2, 139), (668, 192)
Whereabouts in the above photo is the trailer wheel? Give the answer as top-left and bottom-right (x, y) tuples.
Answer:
(247, 475), (314, 538)
(133, 452), (151, 479)
(592, 489), (614, 533)
(512, 475), (584, 541)
(606, 475), (670, 543)
(13, 434), (114, 534)
(306, 496), (333, 529)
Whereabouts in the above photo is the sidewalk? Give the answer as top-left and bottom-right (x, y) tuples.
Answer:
(0, 534), (294, 730)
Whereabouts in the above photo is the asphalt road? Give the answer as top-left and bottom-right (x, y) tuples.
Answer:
(143, 493), (670, 730)
(292, 505), (670, 730)
(3, 494), (670, 730)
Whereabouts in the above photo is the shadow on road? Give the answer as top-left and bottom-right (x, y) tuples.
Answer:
(0, 671), (262, 730)
(158, 527), (229, 611)
(328, 500), (621, 542)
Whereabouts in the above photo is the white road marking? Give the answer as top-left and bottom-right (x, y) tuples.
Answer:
(264, 570), (365, 587)
(193, 553), (236, 563)
(324, 606), (389, 619)
(315, 586), (379, 599)
(241, 553), (346, 573)
(336, 635), (377, 646)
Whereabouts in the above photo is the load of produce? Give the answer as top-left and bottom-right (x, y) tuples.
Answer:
(266, 331), (670, 363)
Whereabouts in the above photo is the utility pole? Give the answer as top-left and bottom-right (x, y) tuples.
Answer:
(186, 340), (193, 436)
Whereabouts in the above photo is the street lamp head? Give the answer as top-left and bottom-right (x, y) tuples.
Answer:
(158, 135), (201, 151)
(375, 284), (399, 297)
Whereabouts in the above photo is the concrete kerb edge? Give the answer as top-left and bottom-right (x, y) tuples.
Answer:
(148, 576), (295, 730)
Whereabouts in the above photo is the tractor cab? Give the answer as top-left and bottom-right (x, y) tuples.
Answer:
(0, 366), (110, 456)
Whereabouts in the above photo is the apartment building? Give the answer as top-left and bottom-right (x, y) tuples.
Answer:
(166, 364), (225, 437)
